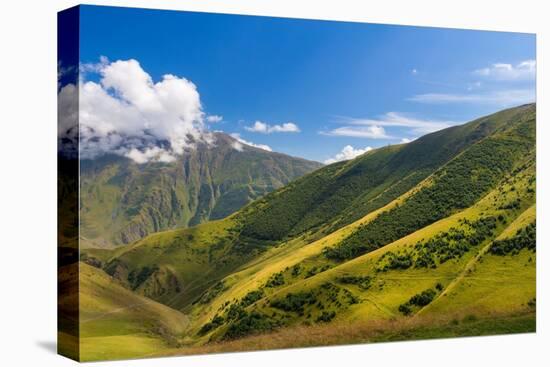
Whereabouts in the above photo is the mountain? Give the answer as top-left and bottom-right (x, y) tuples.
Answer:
(77, 104), (536, 360)
(237, 103), (533, 243)
(79, 132), (322, 248)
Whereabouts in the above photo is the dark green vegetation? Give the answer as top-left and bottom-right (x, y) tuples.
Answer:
(237, 105), (532, 244)
(198, 289), (277, 339)
(337, 275), (372, 289)
(74, 104), (536, 361)
(193, 279), (364, 341)
(270, 292), (316, 313)
(265, 272), (285, 288)
(490, 222), (536, 255)
(399, 288), (438, 316)
(80, 132), (321, 248)
(325, 106), (535, 261)
(376, 217), (499, 271)
(241, 290), (265, 307)
(224, 311), (280, 340)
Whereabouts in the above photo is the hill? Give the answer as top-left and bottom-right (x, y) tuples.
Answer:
(77, 263), (189, 361)
(181, 105), (535, 342)
(79, 132), (322, 248)
(77, 104), (536, 360)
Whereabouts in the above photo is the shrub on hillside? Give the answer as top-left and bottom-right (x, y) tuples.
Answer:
(316, 311), (336, 323)
(240, 289), (265, 307)
(265, 272), (285, 288)
(198, 315), (224, 335)
(409, 289), (436, 306)
(337, 275), (372, 289)
(324, 136), (527, 262)
(270, 292), (316, 313)
(489, 222), (536, 255)
(398, 287), (438, 315)
(224, 311), (279, 340)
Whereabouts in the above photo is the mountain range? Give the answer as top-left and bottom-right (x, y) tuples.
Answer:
(70, 104), (536, 361)
(79, 132), (322, 248)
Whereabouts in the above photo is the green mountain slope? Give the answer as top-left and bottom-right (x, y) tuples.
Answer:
(237, 104), (533, 244)
(79, 104), (536, 359)
(83, 218), (245, 310)
(79, 132), (322, 248)
(72, 263), (189, 361)
(190, 137), (535, 343)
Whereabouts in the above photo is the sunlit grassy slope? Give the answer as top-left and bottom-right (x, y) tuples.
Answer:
(78, 263), (189, 361)
(188, 149), (535, 342)
(77, 104), (536, 360)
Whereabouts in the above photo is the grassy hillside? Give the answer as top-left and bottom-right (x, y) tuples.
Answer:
(77, 263), (189, 361)
(80, 132), (322, 248)
(184, 148), (534, 343)
(83, 218), (245, 310)
(325, 104), (535, 261)
(77, 104), (536, 361)
(237, 104), (533, 244)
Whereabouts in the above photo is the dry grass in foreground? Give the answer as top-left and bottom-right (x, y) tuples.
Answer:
(158, 309), (535, 357)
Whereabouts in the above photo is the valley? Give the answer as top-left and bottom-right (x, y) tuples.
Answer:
(75, 104), (536, 361)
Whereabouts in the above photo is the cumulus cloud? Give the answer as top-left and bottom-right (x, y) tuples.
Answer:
(229, 133), (272, 152)
(206, 115), (223, 123)
(474, 60), (536, 81)
(401, 137), (415, 143)
(408, 89), (535, 106)
(320, 125), (392, 139)
(324, 145), (373, 164)
(245, 121), (300, 134)
(59, 58), (213, 163)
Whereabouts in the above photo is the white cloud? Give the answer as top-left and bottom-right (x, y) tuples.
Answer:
(338, 112), (456, 135)
(474, 60), (536, 81)
(231, 141), (244, 152)
(245, 121), (300, 134)
(79, 55), (109, 75)
(206, 115), (223, 123)
(245, 121), (268, 133)
(229, 133), (272, 152)
(60, 58), (214, 163)
(321, 125), (392, 139)
(269, 122), (300, 133)
(411, 69), (418, 75)
(125, 146), (177, 164)
(409, 89), (535, 106)
(324, 145), (373, 164)
(400, 137), (417, 144)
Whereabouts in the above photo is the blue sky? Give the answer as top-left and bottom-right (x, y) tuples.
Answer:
(78, 5), (536, 163)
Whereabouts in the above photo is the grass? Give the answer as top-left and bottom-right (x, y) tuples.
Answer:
(71, 105), (536, 361)
(82, 217), (245, 310)
(79, 334), (169, 362)
(78, 151), (535, 356)
(75, 263), (189, 361)
(155, 310), (534, 357)
(190, 151), (535, 340)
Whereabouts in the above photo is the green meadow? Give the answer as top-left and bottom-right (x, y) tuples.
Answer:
(68, 104), (536, 361)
